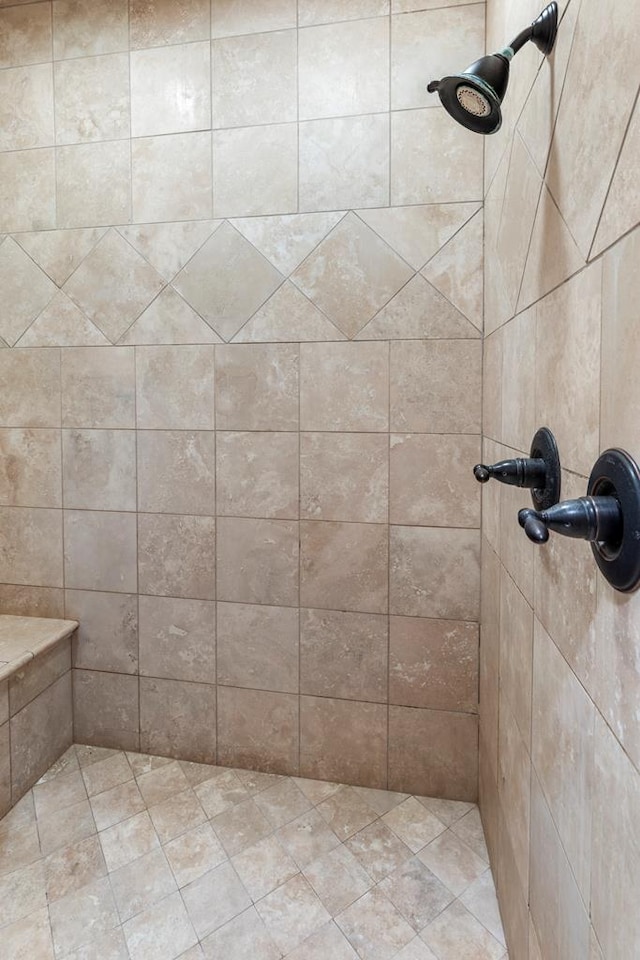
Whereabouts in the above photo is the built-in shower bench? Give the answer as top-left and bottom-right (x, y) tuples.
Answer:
(0, 615), (78, 818)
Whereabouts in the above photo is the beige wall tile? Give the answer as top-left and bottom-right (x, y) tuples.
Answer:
(501, 308), (536, 454)
(299, 0), (389, 25)
(301, 607), (388, 702)
(482, 331), (502, 444)
(0, 429), (61, 508)
(0, 506), (63, 587)
(62, 346), (135, 429)
(217, 517), (299, 606)
(66, 589), (138, 674)
(138, 430), (216, 516)
(213, 124), (298, 218)
(9, 637), (71, 716)
(0, 63), (54, 151)
(132, 132), (213, 223)
(390, 434), (480, 528)
(217, 601), (298, 694)
(0, 148), (55, 233)
(17, 290), (110, 348)
(301, 520), (388, 615)
(0, 237), (56, 347)
(301, 433), (388, 523)
(390, 340), (481, 434)
(594, 102), (640, 256)
(300, 696), (387, 788)
(299, 18), (389, 120)
(15, 226), (107, 286)
(130, 0), (210, 47)
(131, 42), (210, 138)
(391, 110), (483, 205)
(300, 342), (388, 432)
(53, 0), (129, 59)
(11, 673), (72, 800)
(121, 286), (221, 346)
(140, 677), (216, 763)
(300, 114), (389, 211)
(499, 567), (533, 748)
(518, 186), (585, 312)
(218, 686), (299, 775)
(0, 584), (64, 619)
(217, 431), (299, 519)
(479, 540), (499, 778)
(62, 429), (136, 511)
(498, 475), (534, 607)
(211, 0), (297, 38)
(73, 669), (139, 751)
(230, 211), (344, 275)
(0, 722), (9, 818)
(56, 141), (131, 228)
(0, 349), (61, 428)
(136, 345), (215, 430)
(497, 696), (530, 896)
(139, 595), (215, 684)
(64, 510), (137, 593)
(215, 343), (298, 431)
(138, 513), (216, 600)
(389, 616), (478, 712)
(54, 54), (130, 145)
(212, 30), (296, 128)
(494, 812), (528, 960)
(390, 526), (480, 620)
(0, 2), (52, 68)
(389, 706), (478, 801)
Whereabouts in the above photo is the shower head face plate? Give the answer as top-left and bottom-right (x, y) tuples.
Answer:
(436, 75), (503, 134)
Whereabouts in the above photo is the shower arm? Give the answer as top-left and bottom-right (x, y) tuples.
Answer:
(507, 27), (534, 56)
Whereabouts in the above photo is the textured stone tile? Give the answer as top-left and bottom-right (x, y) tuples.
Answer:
(217, 431), (299, 519)
(0, 62), (53, 152)
(64, 511), (137, 594)
(49, 876), (119, 957)
(253, 779), (311, 830)
(316, 786), (378, 842)
(211, 0), (297, 37)
(301, 521), (388, 615)
(211, 798), (273, 857)
(62, 347), (135, 430)
(301, 433), (388, 523)
(139, 596), (215, 685)
(53, 0), (128, 59)
(140, 679), (216, 764)
(0, 238), (56, 347)
(164, 822), (227, 889)
(256, 873), (331, 954)
(417, 829), (487, 897)
(213, 30), (296, 128)
(130, 0), (211, 48)
(232, 833), (298, 901)
(300, 608), (387, 703)
(56, 141), (131, 229)
(62, 429), (136, 512)
(337, 887), (415, 960)
(390, 434), (480, 528)
(300, 697), (387, 789)
(110, 846), (177, 922)
(55, 53), (129, 145)
(0, 3), (52, 68)
(90, 779), (146, 832)
(382, 797), (446, 854)
(123, 889), (198, 960)
(182, 860), (251, 939)
(217, 687), (298, 775)
(67, 590), (138, 676)
(217, 602), (298, 694)
(420, 899), (504, 960)
(304, 843), (373, 915)
(131, 42), (210, 137)
(99, 811), (159, 874)
(346, 819), (413, 883)
(380, 855), (454, 932)
(217, 517), (299, 607)
(138, 514), (216, 601)
(136, 345), (215, 430)
(215, 343), (298, 431)
(200, 906), (282, 960)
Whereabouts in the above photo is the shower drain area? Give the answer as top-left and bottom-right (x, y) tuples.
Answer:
(0, 745), (506, 960)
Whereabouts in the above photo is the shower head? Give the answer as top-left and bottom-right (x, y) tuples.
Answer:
(427, 1), (559, 135)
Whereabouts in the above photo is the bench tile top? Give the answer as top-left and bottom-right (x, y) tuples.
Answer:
(0, 616), (78, 683)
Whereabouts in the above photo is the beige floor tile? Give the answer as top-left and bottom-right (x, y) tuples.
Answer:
(44, 835), (106, 903)
(253, 779), (311, 830)
(352, 787), (409, 817)
(99, 811), (159, 874)
(211, 797), (273, 857)
(346, 819), (413, 884)
(163, 822), (227, 889)
(416, 796), (474, 827)
(451, 808), (489, 863)
(182, 860), (251, 939)
(293, 776), (342, 806)
(420, 899), (504, 960)
(1, 905), (54, 959)
(287, 919), (360, 958)
(304, 843), (373, 915)
(317, 786), (378, 841)
(123, 890), (198, 960)
(232, 833), (298, 901)
(395, 937), (440, 960)
(337, 886), (415, 960)
(0, 819), (41, 878)
(136, 761), (190, 807)
(276, 807), (341, 868)
(193, 769), (249, 819)
(81, 753), (133, 799)
(75, 745), (120, 770)
(380, 856), (454, 931)
(201, 905), (281, 960)
(382, 797), (446, 854)
(147, 789), (207, 845)
(37, 799), (96, 858)
(459, 870), (506, 947)
(110, 847), (177, 923)
(417, 829), (488, 896)
(178, 760), (222, 788)
(90, 779), (147, 832)
(256, 872), (331, 954)
(235, 768), (287, 797)
(33, 769), (86, 820)
(0, 859), (46, 928)
(59, 926), (129, 960)
(49, 875), (119, 957)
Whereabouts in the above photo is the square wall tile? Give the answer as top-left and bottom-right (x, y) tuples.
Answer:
(299, 18), (389, 120)
(217, 517), (299, 606)
(390, 616), (478, 712)
(0, 429), (61, 508)
(390, 340), (481, 434)
(390, 526), (480, 620)
(301, 520), (388, 614)
(136, 345), (215, 430)
(389, 706), (478, 801)
(56, 141), (131, 228)
(131, 42), (211, 137)
(9, 638), (71, 716)
(390, 434), (481, 527)
(299, 0), (389, 24)
(212, 30), (296, 128)
(0, 3), (52, 68)
(0, 723), (9, 819)
(11, 674), (72, 800)
(213, 124), (298, 218)
(0, 349), (61, 428)
(300, 696), (387, 788)
(139, 595), (216, 683)
(140, 677), (216, 763)
(217, 601), (299, 694)
(54, 53), (130, 144)
(300, 114), (390, 211)
(211, 0), (297, 38)
(217, 431), (298, 519)
(62, 347), (135, 429)
(215, 344), (298, 431)
(62, 429), (136, 511)
(132, 132), (213, 223)
(300, 608), (388, 702)
(0, 506), (63, 587)
(64, 511), (137, 593)
(66, 590), (138, 674)
(0, 64), (54, 151)
(0, 148), (55, 233)
(217, 686), (299, 775)
(138, 431), (216, 516)
(53, 0), (129, 59)
(73, 669), (140, 752)
(300, 342), (389, 432)
(0, 584), (64, 620)
(301, 433), (388, 523)
(130, 0), (211, 48)
(138, 513), (216, 600)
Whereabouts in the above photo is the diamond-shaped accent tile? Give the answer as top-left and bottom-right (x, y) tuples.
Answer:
(0, 237), (57, 346)
(234, 281), (345, 343)
(16, 290), (110, 347)
(173, 221), (284, 341)
(119, 286), (222, 345)
(117, 221), (222, 282)
(357, 274), (478, 341)
(231, 212), (346, 276)
(63, 229), (166, 343)
(422, 211), (484, 331)
(593, 99), (640, 257)
(292, 213), (413, 339)
(15, 228), (107, 286)
(357, 204), (481, 271)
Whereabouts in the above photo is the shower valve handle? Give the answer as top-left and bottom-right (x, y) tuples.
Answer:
(518, 497), (623, 546)
(473, 456), (547, 489)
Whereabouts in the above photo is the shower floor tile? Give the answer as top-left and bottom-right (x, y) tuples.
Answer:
(0, 745), (508, 959)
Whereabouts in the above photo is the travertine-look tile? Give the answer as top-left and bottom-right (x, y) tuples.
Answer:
(0, 4), (51, 68)
(53, 0), (128, 59)
(56, 141), (131, 228)
(164, 821), (226, 888)
(62, 429), (136, 512)
(357, 273), (477, 342)
(138, 514), (216, 600)
(389, 707), (478, 801)
(137, 760), (190, 806)
(299, 0), (388, 24)
(201, 906), (282, 960)
(217, 602), (298, 694)
(121, 286), (221, 346)
(215, 343), (298, 430)
(217, 517), (299, 606)
(0, 63), (54, 151)
(0, 148), (55, 233)
(417, 829), (487, 896)
(594, 100), (640, 255)
(110, 846), (177, 921)
(211, 796), (273, 856)
(257, 873), (331, 954)
(136, 345), (215, 430)
(62, 347), (135, 429)
(0, 429), (61, 508)
(337, 886), (415, 960)
(16, 290), (109, 348)
(218, 687), (299, 775)
(300, 697), (387, 788)
(421, 898), (504, 960)
(390, 526), (480, 620)
(73, 670), (139, 752)
(66, 590), (138, 675)
(0, 349), (60, 429)
(0, 506), (63, 588)
(123, 889), (198, 960)
(381, 796), (445, 854)
(64, 511), (137, 594)
(117, 220), (218, 282)
(139, 596), (215, 684)
(138, 430), (216, 516)
(49, 876), (119, 957)
(131, 42), (210, 137)
(55, 53), (130, 144)
(390, 434), (480, 528)
(211, 0), (297, 38)
(304, 843), (373, 915)
(11, 673), (72, 801)
(90, 779), (146, 832)
(132, 132), (213, 223)
(0, 238), (56, 348)
(140, 678), (216, 764)
(213, 123), (298, 219)
(148, 788), (207, 844)
(380, 855), (453, 932)
(422, 210), (483, 332)
(316, 787), (378, 843)
(235, 281), (343, 343)
(217, 431), (298, 519)
(130, 0), (210, 48)
(497, 694), (530, 895)
(301, 433), (388, 523)
(182, 860), (251, 939)
(301, 521), (388, 615)
(346, 818), (412, 883)
(499, 566), (533, 746)
(15, 228), (105, 286)
(232, 833), (298, 900)
(300, 342), (389, 431)
(213, 30), (296, 128)
(300, 608), (387, 702)
(231, 211), (344, 275)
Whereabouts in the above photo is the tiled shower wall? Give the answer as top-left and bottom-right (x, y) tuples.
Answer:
(481, 0), (640, 956)
(0, 0), (485, 800)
